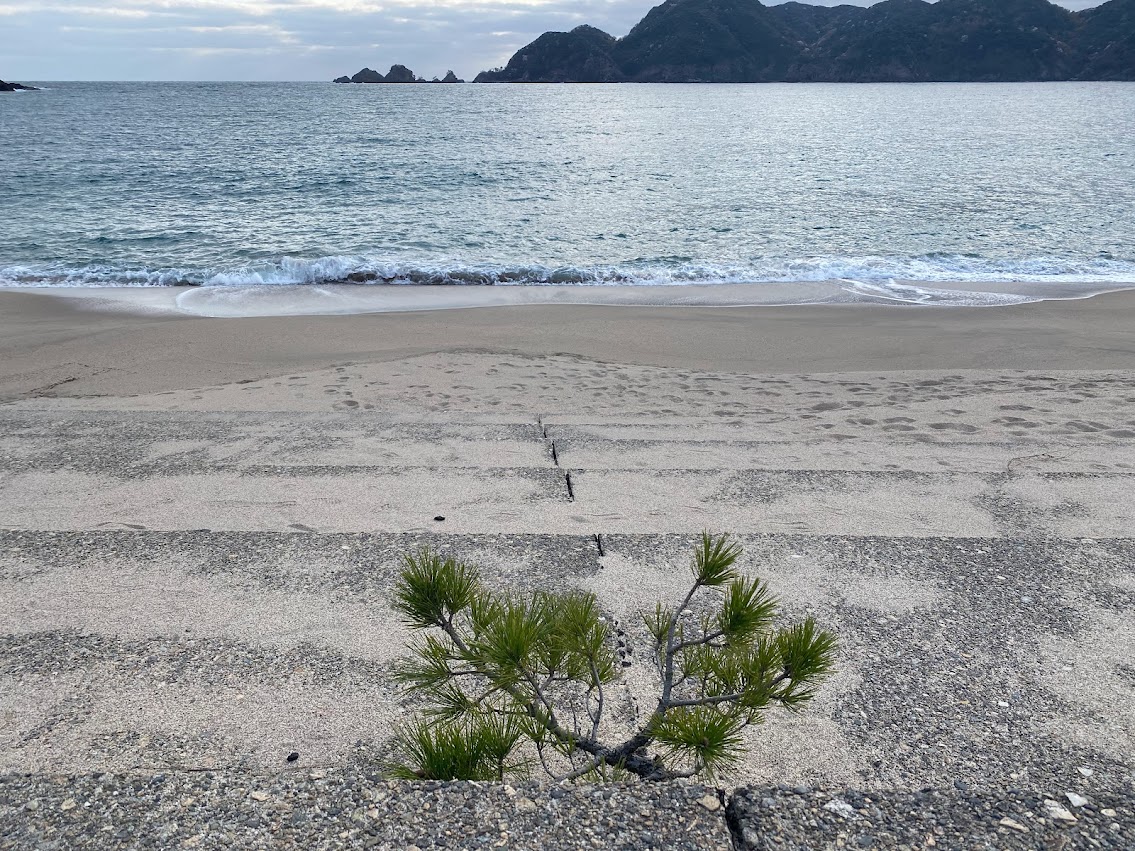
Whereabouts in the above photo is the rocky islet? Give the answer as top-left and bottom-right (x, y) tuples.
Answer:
(333, 64), (464, 83)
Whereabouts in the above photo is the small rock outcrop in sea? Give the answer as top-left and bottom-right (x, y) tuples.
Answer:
(348, 67), (386, 83)
(474, 0), (1135, 82)
(0, 79), (38, 92)
(383, 64), (417, 83)
(335, 65), (463, 83)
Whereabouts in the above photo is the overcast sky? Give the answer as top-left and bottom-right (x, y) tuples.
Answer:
(2, 0), (1102, 82)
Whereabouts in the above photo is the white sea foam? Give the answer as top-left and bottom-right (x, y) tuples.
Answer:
(16, 277), (1127, 319)
(836, 280), (1035, 306)
(168, 279), (1120, 317)
(2, 254), (1135, 292)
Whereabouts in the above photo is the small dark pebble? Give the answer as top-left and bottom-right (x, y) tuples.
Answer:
(286, 752), (299, 762)
(434, 516), (445, 522)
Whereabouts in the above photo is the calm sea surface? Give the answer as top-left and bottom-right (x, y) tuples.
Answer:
(2, 82), (1133, 304)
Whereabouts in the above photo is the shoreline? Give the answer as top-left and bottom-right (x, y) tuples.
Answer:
(4, 279), (1132, 318)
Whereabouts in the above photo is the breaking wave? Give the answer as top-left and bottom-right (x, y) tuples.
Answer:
(2, 253), (1134, 289)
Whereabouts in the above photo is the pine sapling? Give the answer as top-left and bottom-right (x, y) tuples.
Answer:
(387, 532), (836, 782)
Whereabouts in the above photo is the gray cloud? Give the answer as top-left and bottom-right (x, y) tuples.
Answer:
(1, 0), (1100, 82)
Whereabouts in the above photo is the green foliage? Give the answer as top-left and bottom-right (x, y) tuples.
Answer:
(387, 715), (528, 781)
(652, 706), (745, 779)
(691, 530), (743, 586)
(393, 549), (480, 629)
(386, 534), (837, 783)
(717, 577), (777, 645)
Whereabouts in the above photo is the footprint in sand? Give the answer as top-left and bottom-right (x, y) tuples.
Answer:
(927, 422), (979, 433)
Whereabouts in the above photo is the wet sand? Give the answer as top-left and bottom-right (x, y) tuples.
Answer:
(2, 287), (1135, 401)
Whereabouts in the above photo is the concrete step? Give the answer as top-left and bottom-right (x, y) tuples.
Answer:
(0, 412), (548, 471)
(2, 530), (1132, 793)
(2, 773), (1132, 851)
(2, 465), (1131, 537)
(549, 428), (1135, 473)
(0, 773), (735, 851)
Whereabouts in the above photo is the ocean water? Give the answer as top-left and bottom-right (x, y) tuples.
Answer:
(2, 81), (1134, 309)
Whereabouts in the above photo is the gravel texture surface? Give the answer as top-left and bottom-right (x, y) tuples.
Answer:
(3, 773), (1132, 850)
(0, 773), (731, 851)
(3, 530), (1132, 790)
(728, 785), (1134, 850)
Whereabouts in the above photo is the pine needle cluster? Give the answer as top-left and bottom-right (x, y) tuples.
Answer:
(388, 533), (836, 782)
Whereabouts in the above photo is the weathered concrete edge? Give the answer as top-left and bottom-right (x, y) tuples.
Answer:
(2, 773), (1133, 850)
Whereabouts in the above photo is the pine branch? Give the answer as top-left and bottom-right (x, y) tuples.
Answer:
(390, 536), (835, 783)
(664, 692), (744, 709)
(588, 658), (605, 740)
(673, 629), (726, 652)
(558, 754), (605, 782)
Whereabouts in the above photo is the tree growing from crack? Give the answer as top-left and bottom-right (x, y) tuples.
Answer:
(387, 532), (836, 782)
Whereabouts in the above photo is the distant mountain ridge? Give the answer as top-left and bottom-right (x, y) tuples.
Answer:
(474, 0), (1135, 82)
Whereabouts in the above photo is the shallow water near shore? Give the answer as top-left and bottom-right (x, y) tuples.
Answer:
(2, 81), (1134, 314)
(21, 279), (1126, 318)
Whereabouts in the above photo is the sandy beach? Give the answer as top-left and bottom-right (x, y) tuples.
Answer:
(2, 288), (1133, 809)
(4, 286), (1135, 398)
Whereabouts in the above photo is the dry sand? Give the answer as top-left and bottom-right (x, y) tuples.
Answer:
(1, 289), (1133, 794)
